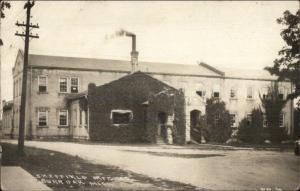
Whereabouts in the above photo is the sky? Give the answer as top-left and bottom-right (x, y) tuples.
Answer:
(1, 1), (299, 101)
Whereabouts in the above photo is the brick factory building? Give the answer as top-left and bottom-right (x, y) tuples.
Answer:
(2, 49), (295, 143)
(67, 72), (185, 144)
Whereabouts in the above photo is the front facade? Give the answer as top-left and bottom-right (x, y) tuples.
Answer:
(7, 50), (294, 142)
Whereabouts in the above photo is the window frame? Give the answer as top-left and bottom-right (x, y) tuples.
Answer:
(214, 113), (221, 127)
(262, 88), (268, 99)
(38, 75), (48, 93)
(279, 113), (284, 128)
(230, 88), (237, 99)
(212, 84), (220, 98)
(213, 92), (220, 98)
(59, 77), (68, 93)
(230, 113), (237, 128)
(38, 110), (48, 127)
(196, 90), (205, 98)
(111, 109), (133, 125)
(58, 109), (69, 127)
(70, 77), (79, 93)
(247, 87), (253, 99)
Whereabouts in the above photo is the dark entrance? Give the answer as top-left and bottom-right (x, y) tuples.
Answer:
(157, 112), (167, 141)
(190, 110), (201, 142)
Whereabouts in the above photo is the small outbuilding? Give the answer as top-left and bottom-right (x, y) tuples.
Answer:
(68, 71), (186, 144)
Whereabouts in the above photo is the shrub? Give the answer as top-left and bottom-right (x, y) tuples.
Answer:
(237, 108), (265, 143)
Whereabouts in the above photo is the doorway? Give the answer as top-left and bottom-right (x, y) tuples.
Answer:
(157, 112), (167, 140)
(190, 110), (201, 142)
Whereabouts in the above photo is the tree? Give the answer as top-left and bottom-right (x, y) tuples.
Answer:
(0, 0), (11, 46)
(202, 98), (232, 143)
(265, 10), (300, 102)
(260, 82), (288, 143)
(237, 108), (265, 143)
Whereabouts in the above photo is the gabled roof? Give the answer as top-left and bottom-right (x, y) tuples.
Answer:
(15, 50), (278, 81)
(94, 71), (178, 92)
(27, 53), (222, 77)
(218, 67), (277, 81)
(67, 72), (179, 101)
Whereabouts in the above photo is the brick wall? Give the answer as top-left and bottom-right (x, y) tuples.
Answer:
(88, 72), (185, 143)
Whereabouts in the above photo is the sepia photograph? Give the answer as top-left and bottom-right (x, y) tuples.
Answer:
(0, 1), (299, 191)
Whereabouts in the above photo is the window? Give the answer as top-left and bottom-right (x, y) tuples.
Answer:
(230, 88), (237, 99)
(247, 87), (253, 99)
(38, 76), (47, 93)
(213, 85), (220, 98)
(230, 114), (237, 127)
(38, 111), (48, 127)
(262, 87), (268, 99)
(59, 78), (68, 93)
(71, 77), (79, 93)
(279, 113), (284, 128)
(196, 90), (205, 97)
(263, 94), (267, 99)
(214, 113), (220, 127)
(59, 110), (68, 126)
(196, 85), (205, 98)
(111, 110), (132, 125)
(213, 92), (220, 98)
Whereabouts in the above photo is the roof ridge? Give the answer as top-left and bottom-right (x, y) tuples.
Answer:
(29, 53), (200, 67)
(93, 71), (178, 92)
(199, 62), (225, 76)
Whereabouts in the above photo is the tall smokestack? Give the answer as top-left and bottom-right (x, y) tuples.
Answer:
(114, 29), (139, 73)
(128, 34), (138, 73)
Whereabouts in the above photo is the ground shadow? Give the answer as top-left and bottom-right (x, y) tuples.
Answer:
(1, 143), (207, 191)
(122, 150), (225, 158)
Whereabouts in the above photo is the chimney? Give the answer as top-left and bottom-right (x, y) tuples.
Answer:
(126, 34), (138, 73)
(114, 29), (139, 73)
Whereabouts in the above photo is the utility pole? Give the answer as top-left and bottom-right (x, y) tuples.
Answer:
(0, 2), (2, 123)
(15, 0), (39, 155)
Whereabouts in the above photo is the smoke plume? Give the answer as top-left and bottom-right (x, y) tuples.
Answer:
(105, 28), (135, 40)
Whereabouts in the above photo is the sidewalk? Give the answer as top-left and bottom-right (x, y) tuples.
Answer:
(1, 166), (52, 191)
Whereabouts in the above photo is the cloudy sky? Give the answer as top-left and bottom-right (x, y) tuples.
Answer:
(1, 1), (299, 100)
